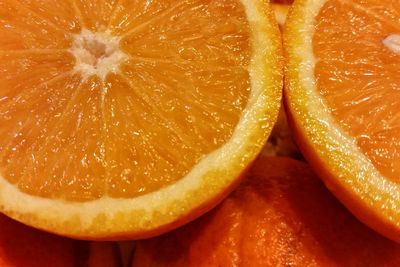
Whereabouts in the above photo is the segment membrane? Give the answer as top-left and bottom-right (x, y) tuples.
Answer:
(8, 76), (107, 201)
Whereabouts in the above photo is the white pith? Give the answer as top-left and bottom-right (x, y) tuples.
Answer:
(383, 34), (400, 55)
(69, 29), (128, 81)
(0, 0), (281, 237)
(287, 0), (400, 228)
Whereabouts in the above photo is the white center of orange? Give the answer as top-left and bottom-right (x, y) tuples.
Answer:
(69, 29), (128, 80)
(383, 34), (400, 55)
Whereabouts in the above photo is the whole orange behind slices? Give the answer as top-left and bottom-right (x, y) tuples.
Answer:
(1, 0), (400, 266)
(0, 214), (120, 267)
(132, 156), (400, 267)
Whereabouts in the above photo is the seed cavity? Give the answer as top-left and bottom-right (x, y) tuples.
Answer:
(69, 29), (128, 81)
(383, 34), (400, 55)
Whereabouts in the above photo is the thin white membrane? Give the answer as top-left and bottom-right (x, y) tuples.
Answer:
(289, 0), (400, 225)
(383, 34), (400, 55)
(0, 0), (280, 235)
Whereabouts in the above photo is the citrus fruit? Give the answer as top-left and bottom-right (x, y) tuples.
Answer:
(263, 107), (300, 158)
(284, 0), (400, 242)
(131, 156), (400, 267)
(0, 214), (120, 267)
(264, 3), (298, 158)
(0, 0), (282, 239)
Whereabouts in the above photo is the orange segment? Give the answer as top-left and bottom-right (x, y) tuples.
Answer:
(0, 51), (74, 103)
(285, 0), (400, 242)
(19, 77), (107, 201)
(16, 0), (82, 33)
(117, 1), (250, 64)
(0, 74), (80, 182)
(1, 75), (107, 201)
(74, 0), (120, 32)
(107, 0), (174, 36)
(108, 1), (248, 38)
(0, 0), (282, 239)
(0, 0), (72, 50)
(313, 0), (400, 182)
(104, 73), (192, 197)
(348, 0), (400, 24)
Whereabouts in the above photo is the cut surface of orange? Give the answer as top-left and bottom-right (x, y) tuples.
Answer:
(0, 214), (120, 267)
(285, 0), (400, 242)
(132, 156), (400, 267)
(0, 0), (282, 239)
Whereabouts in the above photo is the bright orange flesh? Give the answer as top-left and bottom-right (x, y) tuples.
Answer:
(132, 157), (400, 267)
(313, 0), (400, 183)
(0, 0), (251, 201)
(0, 214), (120, 267)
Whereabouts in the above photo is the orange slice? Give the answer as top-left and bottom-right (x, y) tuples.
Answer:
(131, 156), (400, 267)
(285, 0), (400, 242)
(0, 214), (120, 267)
(0, 0), (282, 239)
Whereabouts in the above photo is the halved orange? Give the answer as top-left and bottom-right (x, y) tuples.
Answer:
(285, 0), (400, 242)
(132, 156), (400, 267)
(0, 0), (282, 239)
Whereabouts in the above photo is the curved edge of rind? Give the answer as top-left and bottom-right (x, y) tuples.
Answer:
(283, 0), (400, 243)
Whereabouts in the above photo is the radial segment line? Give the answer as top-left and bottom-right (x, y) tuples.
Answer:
(119, 75), (192, 169)
(139, 66), (238, 127)
(6, 0), (71, 35)
(100, 81), (111, 196)
(139, 67), (235, 143)
(17, 75), (86, 185)
(119, 1), (187, 38)
(105, 0), (122, 30)
(0, 115), (33, 181)
(70, 0), (87, 29)
(16, 77), (87, 189)
(0, 71), (73, 170)
(0, 71), (73, 114)
(342, 0), (400, 30)
(119, 73), (196, 165)
(124, 51), (246, 148)
(126, 56), (245, 72)
(0, 49), (66, 55)
(112, 90), (185, 174)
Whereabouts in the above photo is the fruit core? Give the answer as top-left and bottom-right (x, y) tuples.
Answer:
(70, 29), (128, 80)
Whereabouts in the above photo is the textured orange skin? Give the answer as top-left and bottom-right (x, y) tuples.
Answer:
(283, 0), (400, 243)
(0, 214), (120, 267)
(284, 97), (400, 244)
(131, 156), (400, 267)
